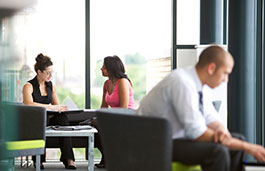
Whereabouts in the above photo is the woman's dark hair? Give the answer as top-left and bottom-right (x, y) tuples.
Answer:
(34, 53), (53, 73)
(104, 55), (131, 84)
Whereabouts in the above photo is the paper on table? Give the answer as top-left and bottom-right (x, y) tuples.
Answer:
(47, 125), (92, 130)
(62, 97), (79, 110)
(47, 98), (82, 113)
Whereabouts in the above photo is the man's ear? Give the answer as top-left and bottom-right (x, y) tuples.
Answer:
(207, 62), (216, 75)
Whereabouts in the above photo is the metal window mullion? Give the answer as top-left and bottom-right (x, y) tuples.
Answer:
(172, 0), (177, 70)
(261, 0), (265, 146)
(85, 0), (91, 109)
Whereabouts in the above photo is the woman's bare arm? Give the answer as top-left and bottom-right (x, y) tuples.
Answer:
(119, 78), (131, 108)
(22, 82), (66, 111)
(100, 80), (109, 108)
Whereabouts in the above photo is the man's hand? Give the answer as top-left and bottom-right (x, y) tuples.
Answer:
(214, 127), (232, 144)
(208, 121), (232, 143)
(206, 122), (265, 162)
(215, 134), (265, 162)
(244, 143), (265, 162)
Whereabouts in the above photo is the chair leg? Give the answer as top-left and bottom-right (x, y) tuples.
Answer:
(20, 156), (23, 167)
(35, 155), (40, 171)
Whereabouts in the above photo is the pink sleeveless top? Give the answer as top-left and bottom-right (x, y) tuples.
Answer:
(105, 79), (134, 109)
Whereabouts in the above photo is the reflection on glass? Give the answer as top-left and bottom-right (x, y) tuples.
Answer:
(0, 12), (22, 169)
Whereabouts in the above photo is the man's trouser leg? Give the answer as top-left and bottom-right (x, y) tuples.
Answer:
(230, 133), (245, 171)
(172, 139), (230, 171)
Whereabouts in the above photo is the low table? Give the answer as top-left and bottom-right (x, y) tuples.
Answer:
(45, 127), (98, 171)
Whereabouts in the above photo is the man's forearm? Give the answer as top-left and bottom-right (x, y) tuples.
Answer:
(195, 129), (215, 142)
(221, 136), (247, 150)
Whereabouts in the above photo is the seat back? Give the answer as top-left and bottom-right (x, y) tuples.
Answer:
(97, 111), (172, 171)
(0, 103), (46, 159)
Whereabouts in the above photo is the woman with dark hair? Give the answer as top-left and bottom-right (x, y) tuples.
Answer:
(100, 55), (134, 109)
(23, 53), (76, 170)
(94, 55), (134, 168)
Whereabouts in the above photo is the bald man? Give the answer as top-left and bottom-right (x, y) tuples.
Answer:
(137, 45), (265, 171)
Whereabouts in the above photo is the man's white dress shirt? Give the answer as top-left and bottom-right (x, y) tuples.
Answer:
(136, 66), (222, 140)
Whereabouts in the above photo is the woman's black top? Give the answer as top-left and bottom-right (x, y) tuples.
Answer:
(28, 76), (53, 104)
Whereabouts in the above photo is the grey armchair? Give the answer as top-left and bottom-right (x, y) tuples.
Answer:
(96, 111), (172, 171)
(0, 103), (46, 171)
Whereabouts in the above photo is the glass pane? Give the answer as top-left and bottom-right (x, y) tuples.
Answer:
(176, 49), (197, 68)
(177, 0), (200, 44)
(2, 0), (86, 161)
(0, 17), (23, 102)
(6, 0), (86, 109)
(90, 0), (172, 108)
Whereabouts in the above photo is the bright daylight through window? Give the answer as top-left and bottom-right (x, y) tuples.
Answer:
(90, 0), (172, 108)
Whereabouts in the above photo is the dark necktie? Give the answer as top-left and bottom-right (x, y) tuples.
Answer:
(198, 91), (204, 115)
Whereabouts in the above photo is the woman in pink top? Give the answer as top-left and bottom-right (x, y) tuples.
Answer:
(100, 55), (134, 109)
(94, 55), (134, 168)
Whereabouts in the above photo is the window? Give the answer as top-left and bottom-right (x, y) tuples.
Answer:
(7, 0), (86, 109)
(177, 0), (200, 45)
(2, 0), (86, 161)
(90, 0), (172, 108)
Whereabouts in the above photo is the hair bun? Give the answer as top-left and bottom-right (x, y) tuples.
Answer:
(36, 53), (45, 63)
(34, 53), (53, 73)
